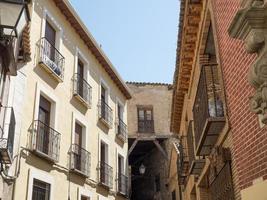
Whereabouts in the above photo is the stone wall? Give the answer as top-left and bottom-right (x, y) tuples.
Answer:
(127, 83), (173, 136)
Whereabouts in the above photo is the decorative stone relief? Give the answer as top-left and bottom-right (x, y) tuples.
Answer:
(229, 1), (267, 124)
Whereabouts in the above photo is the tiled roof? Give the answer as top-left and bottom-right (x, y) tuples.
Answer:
(126, 81), (172, 88)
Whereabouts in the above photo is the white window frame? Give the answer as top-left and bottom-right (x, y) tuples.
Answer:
(41, 8), (63, 51)
(78, 187), (93, 200)
(116, 97), (125, 123)
(71, 112), (88, 149)
(75, 48), (90, 82)
(33, 82), (58, 130)
(27, 168), (54, 200)
(100, 78), (110, 104)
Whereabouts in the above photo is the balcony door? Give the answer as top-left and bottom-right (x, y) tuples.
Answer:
(74, 122), (82, 171)
(45, 21), (56, 62)
(100, 142), (108, 184)
(118, 155), (125, 192)
(38, 96), (51, 155)
(77, 60), (84, 98)
(101, 85), (107, 119)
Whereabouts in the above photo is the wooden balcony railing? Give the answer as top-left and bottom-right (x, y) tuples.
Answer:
(187, 121), (205, 175)
(117, 173), (129, 196)
(193, 65), (225, 156)
(116, 118), (127, 142)
(209, 162), (234, 200)
(69, 144), (91, 177)
(38, 37), (65, 81)
(0, 107), (16, 164)
(138, 120), (154, 133)
(31, 120), (61, 162)
(73, 73), (92, 107)
(99, 161), (113, 188)
(98, 100), (113, 128)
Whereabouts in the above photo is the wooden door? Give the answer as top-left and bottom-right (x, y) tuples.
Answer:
(38, 96), (51, 155)
(45, 21), (56, 61)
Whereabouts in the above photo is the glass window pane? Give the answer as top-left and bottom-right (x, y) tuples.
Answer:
(32, 179), (50, 200)
(138, 109), (144, 120)
(146, 110), (152, 120)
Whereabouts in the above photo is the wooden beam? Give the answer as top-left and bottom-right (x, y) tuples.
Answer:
(153, 140), (168, 160)
(128, 139), (139, 156)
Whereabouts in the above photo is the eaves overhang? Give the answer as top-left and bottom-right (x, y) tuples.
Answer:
(52, 0), (132, 99)
(171, 0), (203, 133)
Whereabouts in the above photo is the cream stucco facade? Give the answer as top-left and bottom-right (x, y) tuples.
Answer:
(8, 0), (130, 200)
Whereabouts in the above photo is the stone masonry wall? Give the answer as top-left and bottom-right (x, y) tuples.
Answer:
(127, 83), (173, 136)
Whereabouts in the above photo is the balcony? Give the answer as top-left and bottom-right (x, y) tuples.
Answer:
(38, 37), (65, 82)
(31, 120), (61, 162)
(99, 161), (113, 189)
(0, 107), (16, 164)
(69, 144), (91, 177)
(117, 173), (129, 196)
(98, 100), (113, 128)
(187, 121), (205, 175)
(193, 65), (225, 156)
(209, 162), (234, 200)
(73, 73), (92, 108)
(116, 118), (127, 142)
(138, 120), (154, 133)
(176, 138), (189, 185)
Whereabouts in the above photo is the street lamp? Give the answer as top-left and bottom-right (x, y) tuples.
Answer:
(0, 0), (30, 39)
(139, 163), (146, 175)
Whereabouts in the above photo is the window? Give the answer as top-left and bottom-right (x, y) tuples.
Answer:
(39, 15), (64, 80)
(73, 122), (83, 171)
(32, 179), (50, 200)
(100, 142), (108, 183)
(118, 154), (124, 175)
(137, 107), (154, 133)
(77, 59), (84, 97)
(81, 196), (90, 200)
(172, 190), (176, 200)
(37, 95), (51, 155)
(155, 174), (160, 192)
(45, 21), (56, 61)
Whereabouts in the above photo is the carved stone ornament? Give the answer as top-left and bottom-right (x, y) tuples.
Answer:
(228, 0), (267, 124)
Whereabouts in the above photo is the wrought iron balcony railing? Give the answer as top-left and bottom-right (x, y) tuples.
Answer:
(31, 120), (61, 162)
(69, 144), (91, 177)
(0, 107), (16, 164)
(117, 173), (129, 196)
(98, 100), (113, 128)
(73, 73), (92, 107)
(209, 162), (234, 200)
(138, 120), (154, 133)
(116, 118), (127, 142)
(38, 37), (65, 81)
(99, 161), (113, 188)
(193, 65), (225, 156)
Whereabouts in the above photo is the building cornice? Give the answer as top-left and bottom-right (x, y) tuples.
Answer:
(171, 0), (203, 133)
(52, 0), (132, 99)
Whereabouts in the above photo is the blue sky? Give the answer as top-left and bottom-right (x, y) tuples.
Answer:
(69, 0), (179, 83)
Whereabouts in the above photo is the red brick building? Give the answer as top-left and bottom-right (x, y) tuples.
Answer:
(170, 0), (267, 199)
